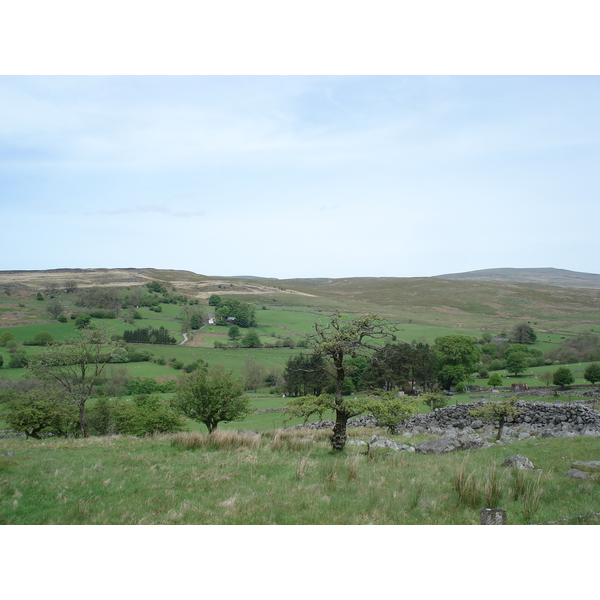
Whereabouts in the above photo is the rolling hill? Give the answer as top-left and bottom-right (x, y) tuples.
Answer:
(434, 267), (600, 289)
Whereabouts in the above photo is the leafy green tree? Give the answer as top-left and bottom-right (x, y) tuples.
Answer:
(553, 366), (574, 388)
(228, 325), (241, 342)
(282, 353), (328, 397)
(112, 394), (185, 436)
(420, 391), (448, 412)
(510, 323), (537, 344)
(5, 387), (78, 439)
(27, 326), (119, 437)
(172, 368), (249, 433)
(33, 331), (54, 346)
(469, 397), (521, 441)
(74, 313), (92, 329)
(241, 329), (262, 348)
(190, 314), (201, 330)
(583, 362), (600, 385)
(242, 357), (265, 391)
(0, 331), (15, 346)
(8, 350), (28, 369)
(283, 394), (335, 426)
(505, 351), (528, 377)
(208, 294), (221, 306)
(361, 342), (413, 392)
(433, 335), (481, 390)
(311, 312), (398, 451)
(487, 373), (503, 387)
(365, 389), (418, 434)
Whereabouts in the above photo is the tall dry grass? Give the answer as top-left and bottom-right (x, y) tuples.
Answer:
(171, 430), (262, 451)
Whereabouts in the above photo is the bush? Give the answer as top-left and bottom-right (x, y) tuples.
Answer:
(5, 389), (78, 438)
(553, 367), (574, 388)
(112, 394), (185, 436)
(125, 377), (174, 395)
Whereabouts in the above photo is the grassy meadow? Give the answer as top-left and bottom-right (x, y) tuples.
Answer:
(1, 430), (598, 525)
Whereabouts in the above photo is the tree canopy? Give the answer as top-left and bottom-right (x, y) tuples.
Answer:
(172, 368), (249, 433)
(433, 335), (481, 390)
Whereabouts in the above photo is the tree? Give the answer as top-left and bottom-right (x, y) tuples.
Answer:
(469, 397), (521, 441)
(172, 367), (249, 433)
(420, 391), (448, 412)
(242, 357), (265, 391)
(583, 363), (600, 385)
(539, 371), (554, 386)
(208, 294), (222, 306)
(487, 373), (503, 387)
(46, 299), (64, 320)
(361, 342), (413, 392)
(33, 331), (54, 346)
(64, 280), (79, 294)
(433, 335), (481, 390)
(283, 394), (335, 426)
(5, 386), (78, 439)
(553, 366), (574, 388)
(311, 313), (398, 451)
(282, 353), (328, 397)
(241, 329), (262, 348)
(0, 331), (15, 346)
(190, 314), (201, 330)
(365, 389), (418, 434)
(505, 351), (528, 377)
(510, 323), (537, 344)
(27, 326), (119, 437)
(112, 394), (185, 436)
(75, 313), (92, 329)
(228, 325), (241, 342)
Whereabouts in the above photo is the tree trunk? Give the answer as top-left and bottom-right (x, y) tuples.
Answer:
(331, 409), (349, 451)
(79, 403), (89, 438)
(330, 360), (348, 451)
(495, 416), (505, 441)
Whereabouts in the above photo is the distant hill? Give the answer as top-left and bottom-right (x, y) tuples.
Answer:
(434, 268), (600, 289)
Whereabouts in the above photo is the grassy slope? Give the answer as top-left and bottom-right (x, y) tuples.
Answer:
(1, 432), (598, 525)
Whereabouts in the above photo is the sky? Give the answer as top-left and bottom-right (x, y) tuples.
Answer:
(2, 74), (599, 279)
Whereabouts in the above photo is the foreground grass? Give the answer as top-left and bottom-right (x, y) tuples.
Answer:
(1, 431), (598, 525)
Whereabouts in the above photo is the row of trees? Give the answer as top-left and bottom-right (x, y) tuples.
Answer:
(122, 326), (177, 345)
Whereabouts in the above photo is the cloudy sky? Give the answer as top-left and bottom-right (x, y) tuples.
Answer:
(2, 75), (599, 279)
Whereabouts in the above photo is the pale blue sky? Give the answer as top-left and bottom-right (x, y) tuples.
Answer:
(2, 75), (599, 278)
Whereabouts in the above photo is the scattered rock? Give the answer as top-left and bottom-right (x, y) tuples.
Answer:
(565, 469), (591, 479)
(503, 454), (535, 470)
(368, 435), (414, 452)
(571, 461), (600, 473)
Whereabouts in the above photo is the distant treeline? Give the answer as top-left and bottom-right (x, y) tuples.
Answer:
(122, 326), (177, 345)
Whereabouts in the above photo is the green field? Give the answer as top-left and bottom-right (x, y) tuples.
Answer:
(1, 432), (598, 525)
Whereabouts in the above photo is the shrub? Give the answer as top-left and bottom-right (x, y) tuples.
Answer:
(112, 394), (185, 436)
(5, 388), (79, 438)
(553, 367), (574, 388)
